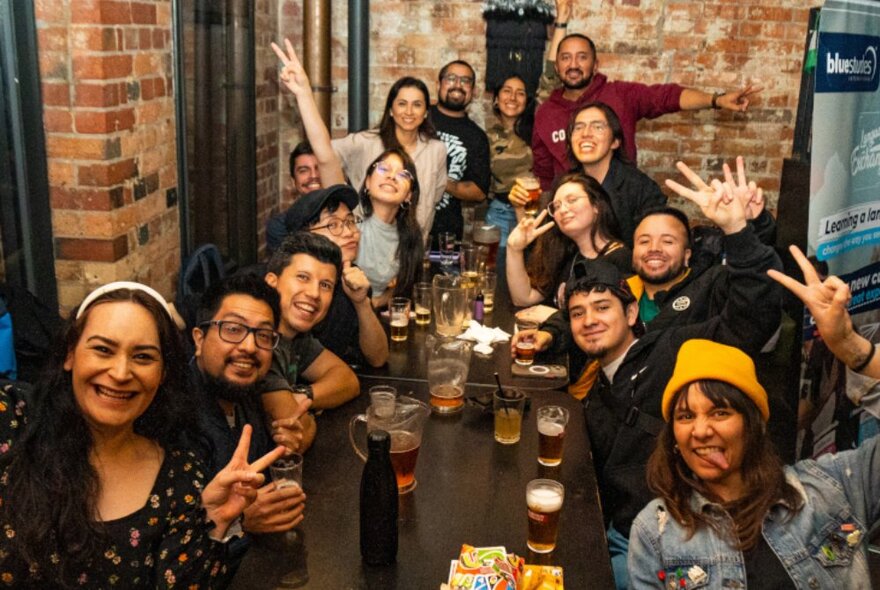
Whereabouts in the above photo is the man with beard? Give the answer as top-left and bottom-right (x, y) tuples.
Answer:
(429, 60), (491, 240)
(532, 33), (762, 189)
(557, 172), (781, 589)
(266, 141), (326, 254)
(190, 273), (308, 566)
(516, 159), (777, 391)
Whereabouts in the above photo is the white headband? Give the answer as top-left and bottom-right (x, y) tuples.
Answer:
(76, 281), (174, 320)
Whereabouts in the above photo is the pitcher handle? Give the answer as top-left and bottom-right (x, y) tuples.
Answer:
(348, 413), (369, 462)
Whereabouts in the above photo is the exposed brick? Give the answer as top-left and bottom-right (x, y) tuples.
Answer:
(37, 26), (68, 52)
(50, 187), (124, 211)
(71, 0), (131, 25)
(74, 82), (121, 108)
(131, 2), (157, 25)
(77, 158), (138, 186)
(72, 54), (132, 80)
(55, 235), (129, 262)
(43, 108), (74, 133)
(46, 136), (121, 160)
(74, 108), (136, 133)
(70, 26), (118, 51)
(42, 82), (70, 107)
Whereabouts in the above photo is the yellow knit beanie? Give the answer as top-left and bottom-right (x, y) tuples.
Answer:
(662, 339), (769, 422)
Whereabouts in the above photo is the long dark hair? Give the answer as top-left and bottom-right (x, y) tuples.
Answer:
(527, 173), (623, 297)
(565, 101), (628, 169)
(0, 288), (196, 579)
(491, 74), (536, 144)
(377, 77), (436, 150)
(646, 380), (803, 551)
(359, 148), (425, 297)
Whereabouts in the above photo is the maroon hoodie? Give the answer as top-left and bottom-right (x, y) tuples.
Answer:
(531, 72), (683, 190)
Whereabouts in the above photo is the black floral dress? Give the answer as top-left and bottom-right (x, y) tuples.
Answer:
(0, 383), (229, 588)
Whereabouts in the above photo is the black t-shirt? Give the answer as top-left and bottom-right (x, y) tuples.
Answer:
(312, 285), (365, 368)
(743, 534), (796, 590)
(429, 105), (490, 240)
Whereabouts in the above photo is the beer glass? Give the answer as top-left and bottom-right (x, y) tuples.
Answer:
(480, 272), (497, 313)
(432, 274), (467, 337)
(413, 282), (432, 326)
(270, 453), (303, 490)
(493, 389), (526, 444)
(390, 297), (411, 342)
(439, 232), (457, 268)
(517, 175), (541, 217)
(537, 406), (569, 466)
(514, 319), (539, 366)
(473, 224), (501, 270)
(526, 479), (564, 553)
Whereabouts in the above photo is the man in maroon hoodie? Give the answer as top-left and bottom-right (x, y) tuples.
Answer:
(532, 33), (761, 190)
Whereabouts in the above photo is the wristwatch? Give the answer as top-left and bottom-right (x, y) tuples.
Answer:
(292, 383), (314, 401)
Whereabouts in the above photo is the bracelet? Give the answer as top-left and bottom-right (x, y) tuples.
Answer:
(711, 92), (723, 110)
(554, 21), (568, 28)
(851, 341), (876, 373)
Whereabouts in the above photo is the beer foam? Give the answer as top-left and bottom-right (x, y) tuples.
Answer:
(538, 420), (564, 437)
(527, 487), (563, 512)
(391, 319), (408, 327)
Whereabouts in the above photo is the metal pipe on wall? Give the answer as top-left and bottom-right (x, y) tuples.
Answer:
(348, 0), (369, 132)
(303, 0), (331, 127)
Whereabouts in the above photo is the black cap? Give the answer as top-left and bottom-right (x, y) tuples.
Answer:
(283, 184), (359, 233)
(565, 259), (635, 305)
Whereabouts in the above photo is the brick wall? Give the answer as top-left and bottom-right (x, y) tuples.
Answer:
(256, 0), (280, 256)
(36, 0), (180, 312)
(275, 0), (817, 221)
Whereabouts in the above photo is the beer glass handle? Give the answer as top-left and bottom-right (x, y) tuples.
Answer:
(348, 414), (369, 462)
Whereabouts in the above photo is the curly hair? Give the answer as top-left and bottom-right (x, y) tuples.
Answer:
(0, 288), (196, 581)
(358, 147), (425, 297)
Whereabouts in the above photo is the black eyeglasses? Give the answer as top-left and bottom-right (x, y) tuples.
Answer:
(200, 320), (281, 350)
(310, 215), (362, 236)
(441, 73), (474, 87)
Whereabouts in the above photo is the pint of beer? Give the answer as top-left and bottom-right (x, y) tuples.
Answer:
(390, 297), (411, 342)
(526, 479), (564, 553)
(414, 283), (432, 326)
(517, 176), (541, 217)
(537, 406), (569, 466)
(515, 337), (536, 366)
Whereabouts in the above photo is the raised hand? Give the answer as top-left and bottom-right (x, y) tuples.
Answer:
(768, 245), (855, 352)
(665, 161), (747, 234)
(555, 0), (573, 24)
(341, 261), (371, 304)
(271, 38), (311, 98)
(202, 425), (287, 538)
(507, 209), (555, 252)
(270, 394), (312, 454)
(715, 83), (763, 112)
(722, 156), (764, 221)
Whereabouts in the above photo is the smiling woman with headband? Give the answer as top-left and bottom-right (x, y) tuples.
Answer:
(0, 282), (284, 587)
(628, 338), (880, 589)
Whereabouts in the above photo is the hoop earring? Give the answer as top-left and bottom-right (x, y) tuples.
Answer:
(399, 200), (410, 211)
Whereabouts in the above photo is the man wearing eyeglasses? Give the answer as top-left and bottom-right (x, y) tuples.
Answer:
(567, 102), (665, 248)
(429, 60), (491, 241)
(281, 184), (389, 369)
(190, 273), (309, 560)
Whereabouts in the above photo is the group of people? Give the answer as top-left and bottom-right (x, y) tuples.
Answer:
(0, 1), (877, 588)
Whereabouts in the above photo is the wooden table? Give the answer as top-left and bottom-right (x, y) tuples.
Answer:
(230, 382), (614, 589)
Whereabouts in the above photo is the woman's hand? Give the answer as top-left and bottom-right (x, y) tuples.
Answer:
(202, 425), (286, 539)
(506, 209), (555, 252)
(508, 182), (531, 208)
(271, 38), (311, 98)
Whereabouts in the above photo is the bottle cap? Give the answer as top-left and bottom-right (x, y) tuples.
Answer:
(367, 429), (391, 452)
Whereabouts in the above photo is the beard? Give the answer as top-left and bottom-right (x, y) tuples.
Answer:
(562, 70), (593, 91)
(636, 260), (686, 286)
(201, 369), (259, 404)
(439, 93), (468, 112)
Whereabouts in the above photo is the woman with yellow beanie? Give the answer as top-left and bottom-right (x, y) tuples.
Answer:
(628, 339), (878, 589)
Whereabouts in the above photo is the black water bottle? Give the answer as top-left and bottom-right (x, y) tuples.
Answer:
(360, 429), (398, 565)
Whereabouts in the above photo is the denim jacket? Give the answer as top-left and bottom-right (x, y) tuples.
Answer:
(628, 435), (879, 589)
